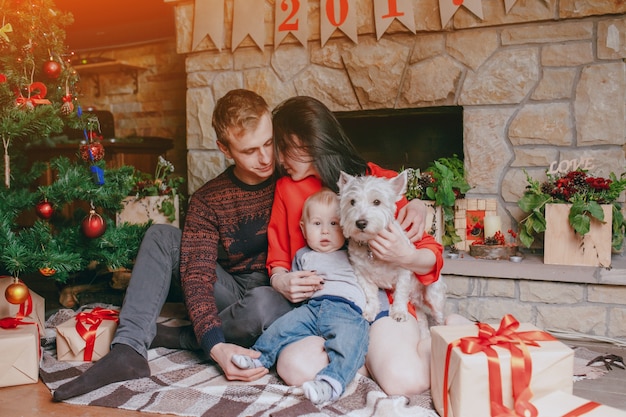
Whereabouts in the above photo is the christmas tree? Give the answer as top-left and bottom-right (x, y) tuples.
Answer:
(0, 0), (150, 286)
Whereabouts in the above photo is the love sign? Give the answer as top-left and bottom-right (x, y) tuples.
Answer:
(547, 158), (595, 175)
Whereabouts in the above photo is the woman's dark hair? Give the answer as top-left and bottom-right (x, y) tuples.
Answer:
(272, 96), (368, 192)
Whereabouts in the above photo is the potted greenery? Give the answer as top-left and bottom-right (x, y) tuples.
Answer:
(117, 156), (185, 227)
(405, 154), (471, 247)
(518, 169), (626, 266)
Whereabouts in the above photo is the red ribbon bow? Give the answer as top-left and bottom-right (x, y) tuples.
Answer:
(74, 307), (119, 361)
(442, 314), (557, 417)
(0, 316), (34, 329)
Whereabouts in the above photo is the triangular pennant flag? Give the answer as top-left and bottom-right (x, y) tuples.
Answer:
(373, 0), (415, 40)
(275, 0), (308, 49)
(439, 0), (484, 28)
(320, 0), (358, 47)
(504, 0), (517, 13)
(192, 0), (224, 51)
(232, 0), (265, 52)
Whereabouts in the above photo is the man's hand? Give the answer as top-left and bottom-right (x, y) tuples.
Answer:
(397, 198), (427, 242)
(210, 343), (269, 382)
(271, 270), (324, 303)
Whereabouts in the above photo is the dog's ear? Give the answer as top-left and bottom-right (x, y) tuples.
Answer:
(337, 171), (352, 193)
(391, 170), (408, 201)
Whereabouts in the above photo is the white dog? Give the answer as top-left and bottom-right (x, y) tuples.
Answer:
(337, 170), (446, 326)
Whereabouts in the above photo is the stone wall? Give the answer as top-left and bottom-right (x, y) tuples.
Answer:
(447, 276), (626, 338)
(77, 39), (188, 181)
(169, 0), (626, 337)
(170, 1), (625, 233)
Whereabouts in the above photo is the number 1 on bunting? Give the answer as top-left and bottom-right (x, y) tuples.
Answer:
(275, 0), (308, 49)
(373, 0), (415, 40)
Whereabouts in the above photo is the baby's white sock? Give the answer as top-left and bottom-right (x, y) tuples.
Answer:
(302, 379), (335, 404)
(231, 354), (262, 369)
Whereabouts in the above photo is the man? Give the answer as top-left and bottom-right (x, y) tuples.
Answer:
(53, 89), (292, 401)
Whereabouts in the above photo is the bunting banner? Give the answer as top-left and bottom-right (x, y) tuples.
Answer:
(275, 0), (308, 49)
(373, 0), (415, 40)
(232, 0), (265, 51)
(438, 0), (484, 28)
(320, 0), (358, 47)
(193, 0), (224, 51)
(504, 0), (517, 13)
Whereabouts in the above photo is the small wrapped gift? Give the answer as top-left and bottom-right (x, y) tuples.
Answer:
(0, 318), (40, 387)
(532, 391), (626, 416)
(56, 307), (119, 362)
(0, 277), (45, 337)
(431, 315), (574, 417)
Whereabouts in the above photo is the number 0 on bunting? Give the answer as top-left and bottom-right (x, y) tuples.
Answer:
(275, 0), (308, 49)
(320, 0), (358, 47)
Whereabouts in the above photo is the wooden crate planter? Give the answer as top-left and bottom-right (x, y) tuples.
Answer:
(543, 203), (612, 267)
(116, 195), (180, 228)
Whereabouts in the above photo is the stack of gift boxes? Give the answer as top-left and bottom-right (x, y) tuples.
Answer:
(431, 314), (626, 416)
(0, 276), (118, 388)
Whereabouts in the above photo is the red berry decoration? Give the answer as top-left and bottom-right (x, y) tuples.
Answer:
(43, 59), (62, 79)
(80, 141), (105, 162)
(36, 200), (54, 219)
(82, 210), (107, 238)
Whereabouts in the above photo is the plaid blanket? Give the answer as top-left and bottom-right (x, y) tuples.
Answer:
(39, 308), (438, 417)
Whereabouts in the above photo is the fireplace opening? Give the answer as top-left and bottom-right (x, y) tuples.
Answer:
(335, 106), (463, 172)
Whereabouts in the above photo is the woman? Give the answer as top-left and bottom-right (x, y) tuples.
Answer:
(266, 95), (444, 396)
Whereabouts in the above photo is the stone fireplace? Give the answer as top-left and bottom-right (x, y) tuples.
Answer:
(169, 0), (625, 232)
(168, 0), (626, 338)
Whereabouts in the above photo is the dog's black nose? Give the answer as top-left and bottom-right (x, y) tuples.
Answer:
(356, 219), (368, 230)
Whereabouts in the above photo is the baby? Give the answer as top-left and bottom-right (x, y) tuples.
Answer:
(232, 188), (369, 404)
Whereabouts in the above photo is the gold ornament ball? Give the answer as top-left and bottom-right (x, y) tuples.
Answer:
(5, 281), (29, 304)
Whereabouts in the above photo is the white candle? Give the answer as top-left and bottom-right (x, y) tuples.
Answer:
(483, 215), (501, 239)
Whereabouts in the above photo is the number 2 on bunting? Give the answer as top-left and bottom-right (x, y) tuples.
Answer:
(278, 0), (300, 32)
(325, 0), (349, 27)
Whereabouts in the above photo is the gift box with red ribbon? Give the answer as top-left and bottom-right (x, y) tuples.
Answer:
(431, 315), (574, 417)
(532, 391), (626, 416)
(56, 307), (119, 362)
(0, 276), (45, 337)
(0, 317), (40, 387)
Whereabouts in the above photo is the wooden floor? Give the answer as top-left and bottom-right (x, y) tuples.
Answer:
(2, 277), (625, 416)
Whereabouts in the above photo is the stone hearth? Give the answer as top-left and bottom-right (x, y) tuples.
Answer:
(167, 0), (626, 339)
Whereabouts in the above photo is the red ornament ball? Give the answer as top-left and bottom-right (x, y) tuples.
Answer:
(43, 59), (62, 79)
(5, 280), (29, 305)
(80, 142), (105, 162)
(36, 200), (54, 219)
(82, 210), (107, 238)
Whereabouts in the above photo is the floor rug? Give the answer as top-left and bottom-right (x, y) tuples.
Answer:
(39, 308), (608, 417)
(40, 307), (438, 417)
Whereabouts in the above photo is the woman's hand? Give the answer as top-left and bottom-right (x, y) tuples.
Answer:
(369, 222), (436, 275)
(210, 343), (269, 382)
(271, 270), (324, 303)
(397, 198), (427, 242)
(368, 222), (414, 267)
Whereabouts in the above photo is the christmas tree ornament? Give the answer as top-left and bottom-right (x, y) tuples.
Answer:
(80, 141), (105, 162)
(81, 209), (106, 238)
(35, 200), (54, 219)
(90, 165), (105, 185)
(39, 267), (56, 277)
(61, 94), (74, 115)
(43, 58), (62, 79)
(4, 277), (29, 305)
